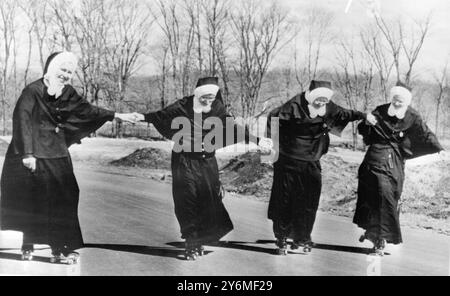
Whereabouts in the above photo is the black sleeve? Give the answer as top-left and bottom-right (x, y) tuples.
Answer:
(68, 90), (115, 122)
(12, 88), (36, 157)
(407, 115), (443, 158)
(265, 107), (281, 138)
(143, 99), (185, 139)
(357, 121), (373, 145)
(327, 101), (366, 137)
(63, 88), (115, 146)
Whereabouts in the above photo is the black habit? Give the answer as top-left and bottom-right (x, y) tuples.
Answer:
(267, 93), (366, 243)
(0, 79), (115, 251)
(144, 94), (257, 244)
(354, 104), (443, 244)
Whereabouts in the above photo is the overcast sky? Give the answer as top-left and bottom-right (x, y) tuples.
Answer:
(17, 0), (450, 81)
(277, 0), (450, 79)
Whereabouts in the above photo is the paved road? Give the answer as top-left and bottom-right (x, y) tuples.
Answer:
(0, 166), (449, 276)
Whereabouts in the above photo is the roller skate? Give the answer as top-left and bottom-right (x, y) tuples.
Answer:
(21, 250), (33, 261)
(291, 240), (313, 254)
(275, 237), (288, 255)
(372, 239), (386, 256)
(184, 242), (199, 261)
(195, 245), (205, 257)
(50, 251), (80, 265)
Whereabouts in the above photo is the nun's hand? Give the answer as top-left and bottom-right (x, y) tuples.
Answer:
(115, 113), (142, 124)
(132, 112), (145, 122)
(366, 113), (378, 126)
(22, 157), (36, 173)
(258, 137), (273, 152)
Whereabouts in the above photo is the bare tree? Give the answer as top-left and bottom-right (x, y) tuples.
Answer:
(374, 14), (431, 85)
(0, 0), (17, 135)
(48, 0), (74, 51)
(360, 27), (395, 103)
(103, 0), (153, 137)
(400, 14), (432, 84)
(152, 0), (183, 99)
(294, 6), (333, 90)
(334, 38), (375, 150)
(69, 0), (110, 102)
(21, 0), (54, 72)
(151, 43), (171, 108)
(202, 0), (232, 105)
(231, 0), (293, 120)
(433, 61), (449, 136)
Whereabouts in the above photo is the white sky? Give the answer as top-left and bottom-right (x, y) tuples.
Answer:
(279, 0), (450, 78)
(14, 0), (450, 80)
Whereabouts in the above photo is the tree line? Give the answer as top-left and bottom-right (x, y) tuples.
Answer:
(0, 0), (448, 144)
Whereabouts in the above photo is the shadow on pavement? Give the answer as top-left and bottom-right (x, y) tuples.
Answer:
(255, 240), (388, 255)
(167, 240), (298, 256)
(83, 243), (212, 261)
(0, 251), (52, 264)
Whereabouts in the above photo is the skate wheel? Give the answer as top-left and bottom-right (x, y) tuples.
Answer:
(276, 248), (288, 255)
(186, 255), (196, 261)
(21, 255), (33, 261)
(303, 247), (312, 254)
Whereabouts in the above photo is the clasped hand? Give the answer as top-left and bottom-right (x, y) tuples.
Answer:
(115, 112), (145, 124)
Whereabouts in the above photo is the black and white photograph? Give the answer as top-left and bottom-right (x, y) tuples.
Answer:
(0, 0), (448, 278)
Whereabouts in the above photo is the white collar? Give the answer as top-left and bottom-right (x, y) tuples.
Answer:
(308, 104), (326, 119)
(387, 104), (408, 119)
(193, 97), (212, 113)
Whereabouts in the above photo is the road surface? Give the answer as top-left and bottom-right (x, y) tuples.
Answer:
(0, 166), (449, 276)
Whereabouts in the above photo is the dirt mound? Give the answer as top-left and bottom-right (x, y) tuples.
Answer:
(220, 152), (273, 200)
(110, 147), (171, 170)
(219, 152), (359, 206)
(403, 160), (450, 220)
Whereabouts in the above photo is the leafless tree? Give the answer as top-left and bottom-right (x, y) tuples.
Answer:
(21, 0), (55, 72)
(360, 28), (395, 103)
(202, 0), (232, 104)
(152, 0), (183, 99)
(151, 42), (171, 108)
(231, 0), (293, 120)
(399, 14), (432, 85)
(102, 0), (153, 137)
(294, 6), (333, 90)
(0, 0), (17, 135)
(374, 14), (431, 85)
(334, 38), (375, 150)
(433, 61), (449, 136)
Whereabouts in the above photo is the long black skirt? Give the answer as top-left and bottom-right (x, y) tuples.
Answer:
(353, 145), (404, 244)
(171, 152), (233, 244)
(268, 155), (322, 243)
(0, 151), (83, 250)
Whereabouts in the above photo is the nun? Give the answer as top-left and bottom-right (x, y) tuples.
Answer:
(354, 82), (443, 255)
(136, 77), (260, 260)
(266, 80), (377, 255)
(0, 52), (136, 264)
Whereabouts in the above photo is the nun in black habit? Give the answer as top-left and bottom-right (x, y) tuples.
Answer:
(138, 77), (260, 260)
(266, 80), (376, 255)
(354, 82), (443, 255)
(0, 52), (136, 263)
